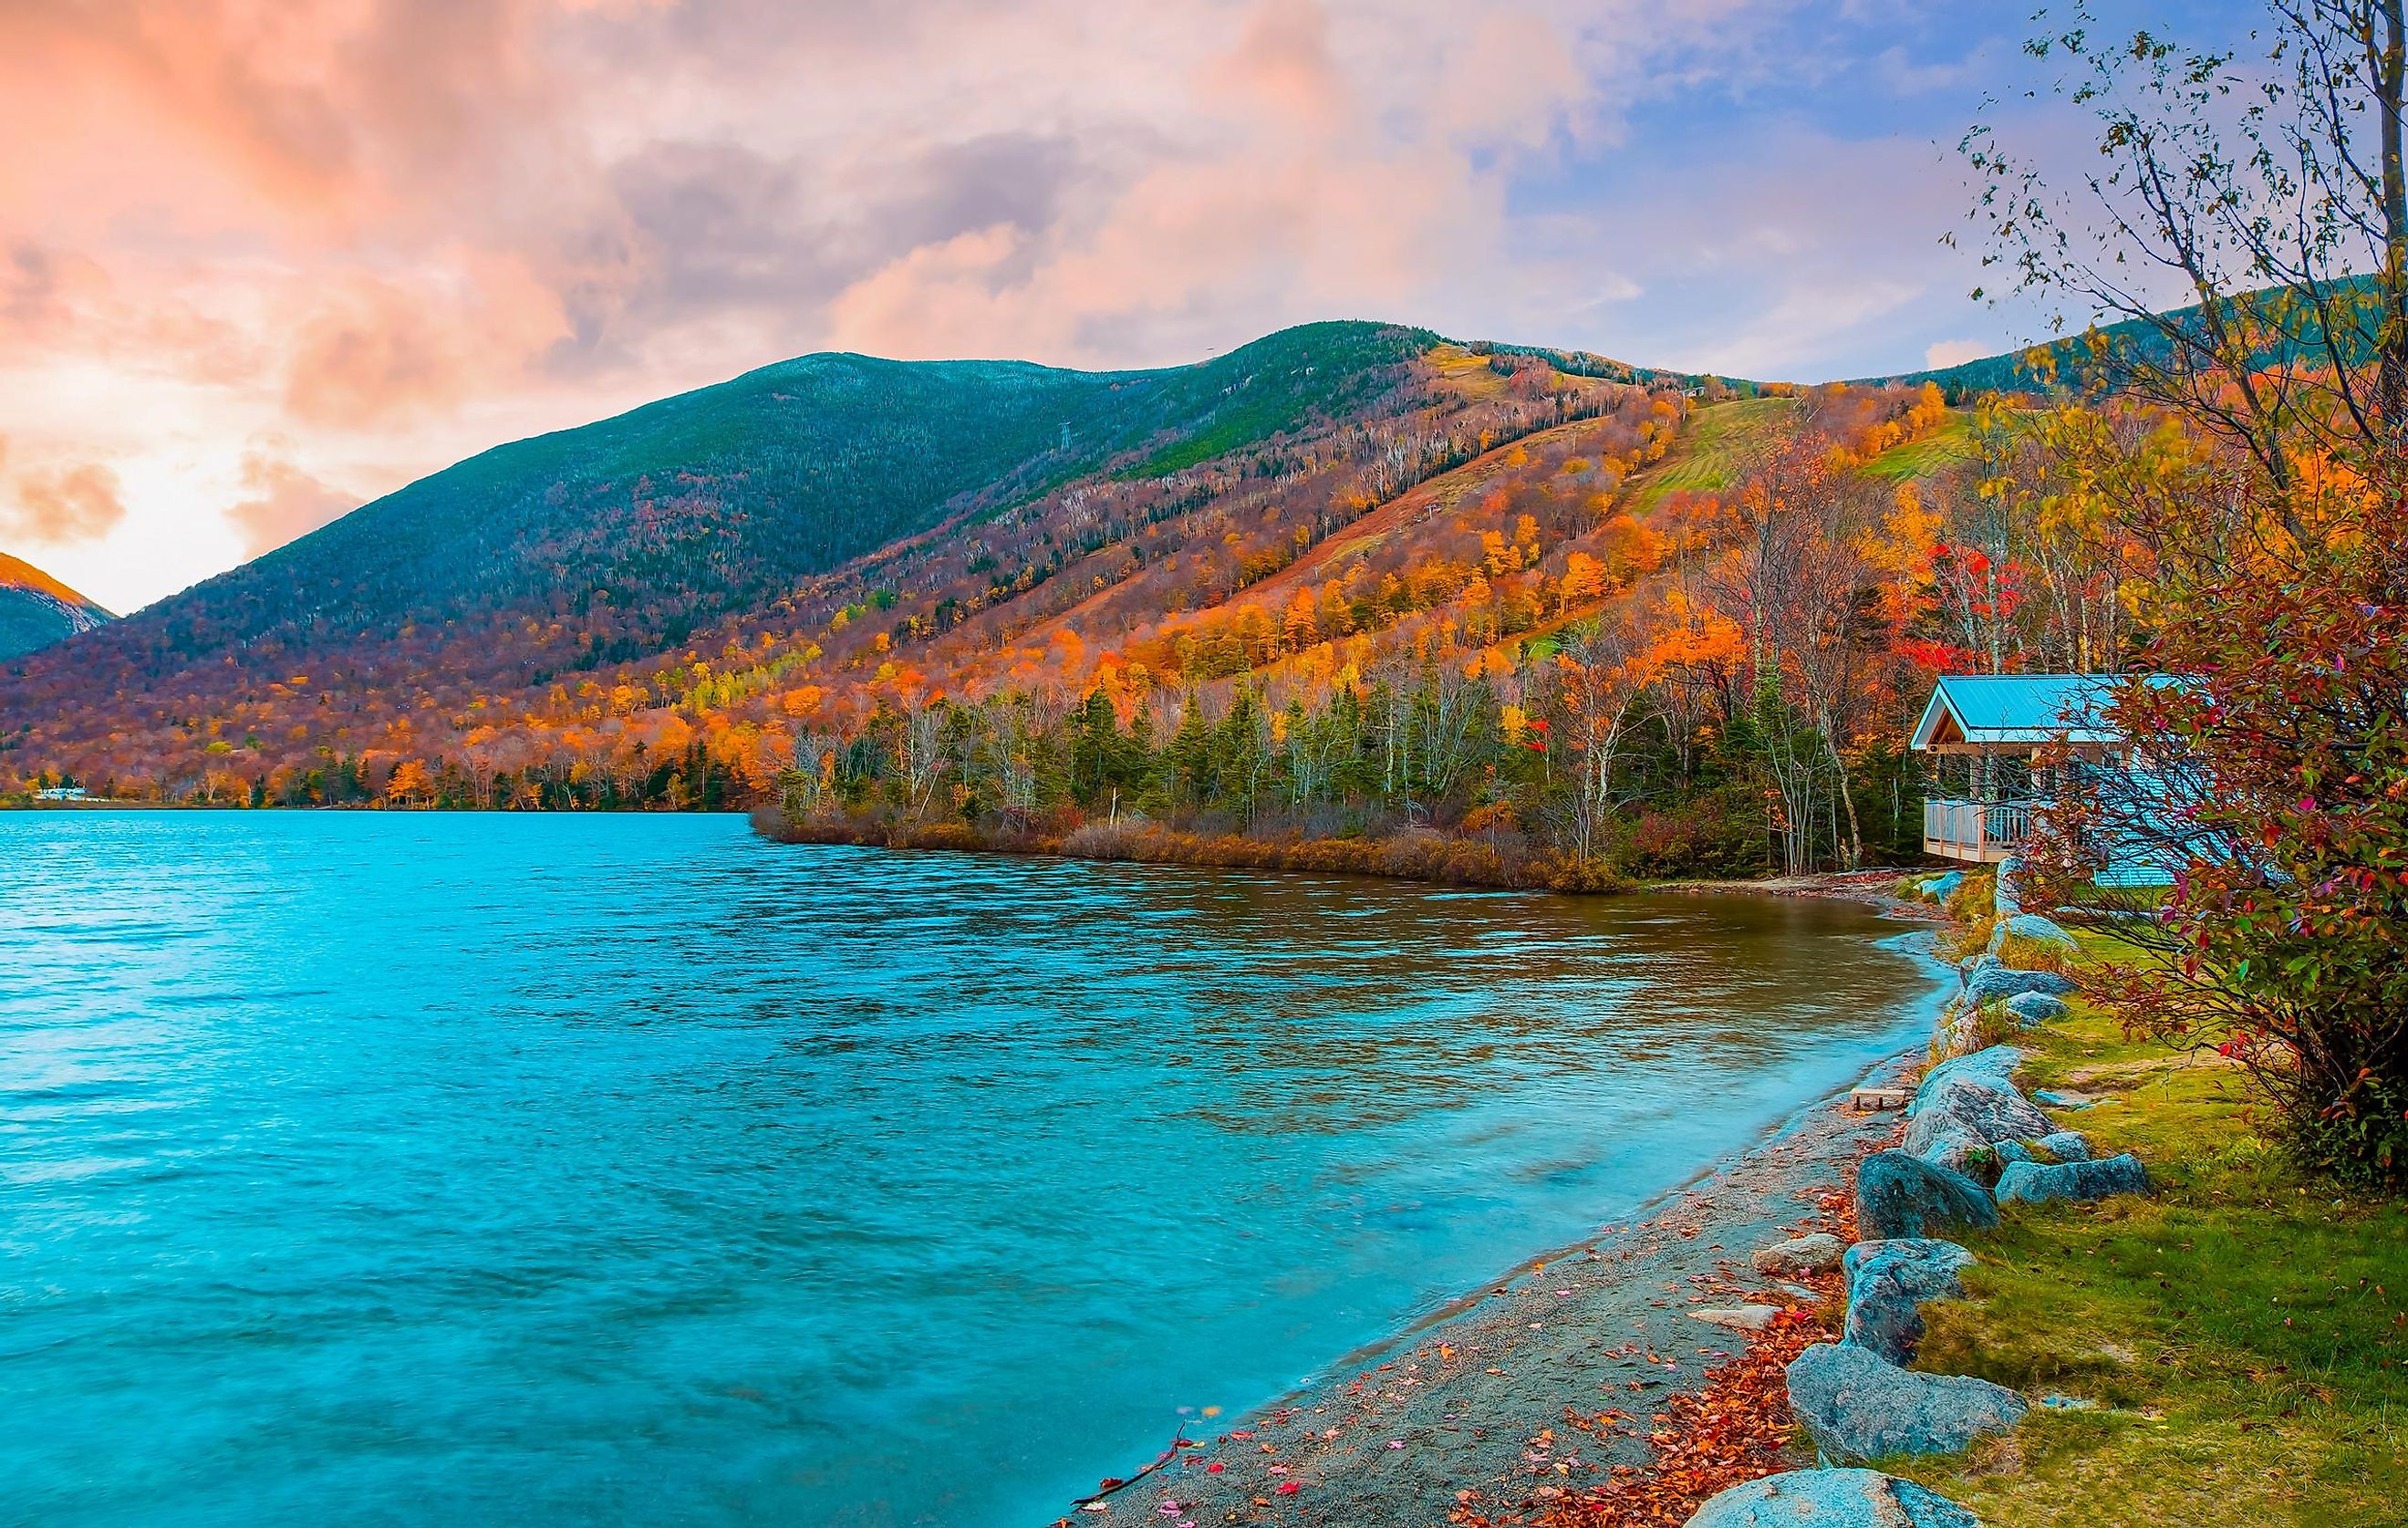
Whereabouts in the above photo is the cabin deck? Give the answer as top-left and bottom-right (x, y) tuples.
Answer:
(1922, 797), (2029, 864)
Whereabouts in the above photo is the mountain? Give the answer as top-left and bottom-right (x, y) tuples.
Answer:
(1861, 278), (2382, 399)
(1, 319), (1934, 804)
(0, 554), (112, 662)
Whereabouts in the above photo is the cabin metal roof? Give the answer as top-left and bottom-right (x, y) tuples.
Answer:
(1909, 673), (2128, 751)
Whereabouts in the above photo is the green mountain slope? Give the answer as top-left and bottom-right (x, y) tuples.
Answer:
(1863, 277), (2381, 397)
(7, 322), (1438, 691)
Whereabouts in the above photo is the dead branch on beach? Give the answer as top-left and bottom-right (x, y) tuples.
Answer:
(1062, 1413), (1203, 1519)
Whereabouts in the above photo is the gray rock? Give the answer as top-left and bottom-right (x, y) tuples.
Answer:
(1996, 1153), (2151, 1205)
(1692, 1304), (1782, 1332)
(1686, 1467), (1982, 1526)
(1904, 1083), (2051, 1155)
(1786, 1341), (2029, 1461)
(1994, 857), (2025, 916)
(1993, 1140), (2034, 1165)
(1753, 1232), (1846, 1276)
(1854, 1150), (2000, 1242)
(1921, 870), (1966, 904)
(1963, 956), (2078, 1005)
(2031, 1088), (2095, 1111)
(1908, 1047), (2022, 1108)
(1843, 1240), (1976, 1364)
(1988, 911), (2078, 957)
(1843, 1236), (1976, 1281)
(2034, 1130), (2091, 1162)
(2003, 992), (2069, 1026)
(1908, 1121), (1991, 1175)
(1902, 1055), (2052, 1158)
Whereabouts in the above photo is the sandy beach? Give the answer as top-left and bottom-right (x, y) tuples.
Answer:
(1059, 889), (1947, 1527)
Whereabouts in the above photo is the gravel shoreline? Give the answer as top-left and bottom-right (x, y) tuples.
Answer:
(1058, 893), (1950, 1527)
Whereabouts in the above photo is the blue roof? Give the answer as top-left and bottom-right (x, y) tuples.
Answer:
(1910, 674), (2128, 749)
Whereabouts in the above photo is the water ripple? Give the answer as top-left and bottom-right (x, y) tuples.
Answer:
(0, 812), (1944, 1528)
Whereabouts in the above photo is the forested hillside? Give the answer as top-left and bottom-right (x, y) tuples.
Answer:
(3, 326), (1689, 798)
(1866, 278), (2382, 400)
(8, 323), (1444, 705)
(1, 321), (2143, 885)
(0, 555), (111, 662)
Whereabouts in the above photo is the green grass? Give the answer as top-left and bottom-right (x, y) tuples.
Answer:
(1861, 416), (1977, 481)
(1627, 397), (1796, 509)
(1881, 958), (2408, 1526)
(1626, 399), (1973, 515)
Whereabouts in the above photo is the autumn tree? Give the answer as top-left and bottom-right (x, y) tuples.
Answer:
(1977, 0), (2408, 1184)
(385, 758), (434, 807)
(1549, 617), (1659, 867)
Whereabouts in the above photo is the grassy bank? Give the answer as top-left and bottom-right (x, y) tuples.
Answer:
(1888, 930), (2408, 1526)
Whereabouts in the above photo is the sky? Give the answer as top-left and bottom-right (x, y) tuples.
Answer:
(0, 0), (2264, 614)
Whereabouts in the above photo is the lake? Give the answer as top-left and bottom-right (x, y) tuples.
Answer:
(1, 813), (1944, 1526)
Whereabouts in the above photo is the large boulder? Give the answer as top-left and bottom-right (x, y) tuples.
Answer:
(1904, 1080), (2051, 1156)
(1855, 1151), (1999, 1242)
(1963, 956), (2078, 1006)
(1843, 1240), (1976, 1364)
(1686, 1468), (1981, 1526)
(1753, 1232), (1846, 1276)
(2004, 992), (2069, 1026)
(1786, 1342), (2029, 1461)
(1996, 1153), (2151, 1205)
(1903, 1050), (2051, 1158)
(1988, 912), (2079, 958)
(1908, 1047), (2021, 1106)
(1906, 1120), (1991, 1176)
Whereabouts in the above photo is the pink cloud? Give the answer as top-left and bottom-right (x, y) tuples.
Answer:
(226, 450), (354, 556)
(283, 260), (573, 428)
(1206, 0), (1348, 130)
(5, 462), (128, 545)
(0, 0), (2035, 614)
(1924, 338), (1988, 369)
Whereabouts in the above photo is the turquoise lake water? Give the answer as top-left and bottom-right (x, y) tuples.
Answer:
(2, 813), (1945, 1526)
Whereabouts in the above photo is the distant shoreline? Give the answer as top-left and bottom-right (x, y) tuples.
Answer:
(751, 805), (1940, 900)
(5, 798), (176, 810)
(5, 801), (1942, 910)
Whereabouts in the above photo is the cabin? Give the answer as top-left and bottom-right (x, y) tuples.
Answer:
(1909, 673), (2127, 866)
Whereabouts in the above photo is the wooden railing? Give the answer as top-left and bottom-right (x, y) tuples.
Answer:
(1923, 798), (2032, 863)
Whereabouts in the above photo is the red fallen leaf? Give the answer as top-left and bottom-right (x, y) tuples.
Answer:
(1095, 1478), (1125, 1492)
(1277, 1481), (1302, 1495)
(1451, 1228), (1847, 1528)
(1206, 1463), (1224, 1473)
